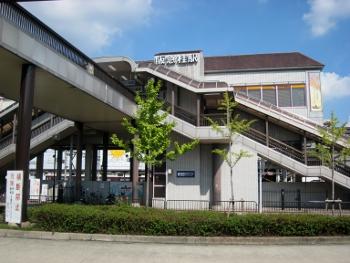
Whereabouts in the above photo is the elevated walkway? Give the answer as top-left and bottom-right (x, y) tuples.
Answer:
(0, 3), (137, 134)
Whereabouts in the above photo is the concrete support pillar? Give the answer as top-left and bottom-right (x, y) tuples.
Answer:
(265, 118), (269, 147)
(212, 144), (222, 205)
(85, 144), (93, 181)
(57, 149), (63, 202)
(171, 85), (175, 115)
(303, 135), (307, 165)
(130, 142), (140, 205)
(16, 64), (35, 222)
(12, 112), (17, 144)
(102, 132), (109, 181)
(36, 152), (44, 180)
(75, 122), (83, 200)
(196, 94), (201, 126)
(91, 145), (97, 181)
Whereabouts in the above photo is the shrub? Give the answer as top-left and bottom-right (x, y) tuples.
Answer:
(29, 204), (350, 236)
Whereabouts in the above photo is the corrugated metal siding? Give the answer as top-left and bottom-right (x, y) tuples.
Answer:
(166, 133), (201, 200)
(219, 141), (259, 202)
(200, 144), (212, 201)
(204, 71), (306, 85)
(178, 88), (197, 115)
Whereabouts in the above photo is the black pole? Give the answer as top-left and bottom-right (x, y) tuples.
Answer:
(16, 64), (35, 223)
(52, 150), (56, 203)
(281, 189), (285, 210)
(57, 149), (63, 202)
(91, 145), (97, 181)
(75, 122), (83, 201)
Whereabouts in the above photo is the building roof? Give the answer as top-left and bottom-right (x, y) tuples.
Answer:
(204, 52), (324, 72)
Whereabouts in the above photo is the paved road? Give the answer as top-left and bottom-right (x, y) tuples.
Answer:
(0, 237), (350, 263)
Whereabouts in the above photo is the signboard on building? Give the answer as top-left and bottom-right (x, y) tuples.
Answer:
(154, 53), (199, 65)
(5, 170), (23, 224)
(176, 171), (195, 178)
(309, 72), (322, 111)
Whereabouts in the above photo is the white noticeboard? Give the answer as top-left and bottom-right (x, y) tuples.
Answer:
(5, 170), (24, 224)
(30, 178), (40, 200)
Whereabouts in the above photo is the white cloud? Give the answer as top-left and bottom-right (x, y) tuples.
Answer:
(21, 0), (154, 54)
(321, 72), (350, 100)
(303, 0), (350, 36)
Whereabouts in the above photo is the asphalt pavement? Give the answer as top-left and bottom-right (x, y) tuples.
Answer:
(1, 237), (350, 263)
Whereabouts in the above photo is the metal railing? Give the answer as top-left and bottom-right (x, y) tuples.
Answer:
(200, 113), (226, 126)
(152, 199), (258, 212)
(0, 114), (65, 150)
(234, 91), (323, 131)
(0, 2), (134, 100)
(138, 62), (229, 90)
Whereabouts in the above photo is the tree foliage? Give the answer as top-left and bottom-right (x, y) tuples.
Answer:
(111, 78), (198, 167)
(208, 91), (255, 201)
(311, 112), (350, 168)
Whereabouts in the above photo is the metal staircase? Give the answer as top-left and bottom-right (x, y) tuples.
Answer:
(0, 111), (75, 167)
(166, 106), (350, 189)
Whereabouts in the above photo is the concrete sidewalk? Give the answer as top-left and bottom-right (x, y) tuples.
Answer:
(1, 237), (350, 263)
(0, 229), (350, 245)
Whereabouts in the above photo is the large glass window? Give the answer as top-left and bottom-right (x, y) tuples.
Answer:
(247, 86), (261, 100)
(262, 85), (277, 105)
(277, 85), (292, 107)
(291, 84), (306, 107)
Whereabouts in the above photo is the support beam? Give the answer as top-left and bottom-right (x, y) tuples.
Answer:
(196, 94), (201, 126)
(212, 144), (222, 205)
(91, 145), (97, 181)
(102, 132), (108, 181)
(265, 118), (269, 147)
(56, 148), (63, 202)
(130, 141), (140, 205)
(36, 152), (44, 180)
(75, 122), (83, 200)
(171, 85), (175, 115)
(12, 113), (17, 144)
(85, 144), (93, 181)
(16, 64), (35, 222)
(303, 135), (307, 165)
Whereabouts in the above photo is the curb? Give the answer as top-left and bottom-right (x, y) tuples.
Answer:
(1, 229), (350, 245)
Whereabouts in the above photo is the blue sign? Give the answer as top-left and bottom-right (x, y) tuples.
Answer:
(176, 171), (195, 178)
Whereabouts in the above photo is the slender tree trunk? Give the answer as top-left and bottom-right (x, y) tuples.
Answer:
(145, 163), (150, 207)
(331, 145), (335, 215)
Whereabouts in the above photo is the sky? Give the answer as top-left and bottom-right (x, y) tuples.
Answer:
(21, 0), (350, 123)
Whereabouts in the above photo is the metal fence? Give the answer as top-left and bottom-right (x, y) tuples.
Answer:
(152, 199), (258, 212)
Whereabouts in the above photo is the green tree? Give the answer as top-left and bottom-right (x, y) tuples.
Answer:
(208, 91), (255, 206)
(311, 112), (350, 214)
(111, 79), (198, 206)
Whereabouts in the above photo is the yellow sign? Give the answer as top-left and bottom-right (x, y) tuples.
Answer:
(110, 150), (125, 158)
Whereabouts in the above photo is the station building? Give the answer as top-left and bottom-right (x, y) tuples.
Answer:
(0, 3), (349, 211)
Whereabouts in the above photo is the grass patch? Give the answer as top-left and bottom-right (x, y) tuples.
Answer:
(28, 204), (350, 236)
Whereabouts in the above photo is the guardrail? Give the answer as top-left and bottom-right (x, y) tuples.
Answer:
(0, 114), (65, 150)
(0, 2), (134, 100)
(138, 62), (229, 90)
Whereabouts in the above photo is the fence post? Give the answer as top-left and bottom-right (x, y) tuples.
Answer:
(281, 189), (285, 210)
(297, 189), (301, 210)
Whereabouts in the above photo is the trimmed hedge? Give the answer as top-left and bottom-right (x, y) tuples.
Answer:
(29, 204), (350, 236)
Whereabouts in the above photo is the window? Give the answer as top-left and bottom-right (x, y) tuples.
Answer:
(291, 84), (306, 107)
(262, 85), (277, 105)
(247, 86), (261, 100)
(234, 86), (247, 95)
(277, 85), (292, 107)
